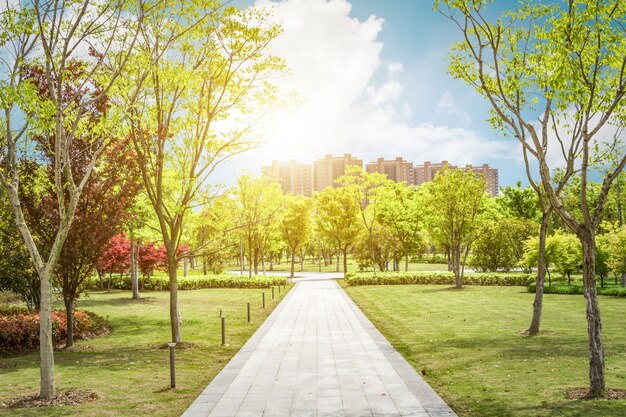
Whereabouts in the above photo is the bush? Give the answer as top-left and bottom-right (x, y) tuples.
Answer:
(345, 271), (534, 286)
(84, 273), (287, 291)
(0, 309), (110, 352)
(412, 253), (448, 264)
(527, 283), (626, 296)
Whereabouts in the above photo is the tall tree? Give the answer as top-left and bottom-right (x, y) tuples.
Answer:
(280, 195), (312, 278)
(0, 1), (140, 398)
(315, 186), (361, 277)
(440, 0), (626, 395)
(122, 1), (283, 343)
(422, 167), (486, 288)
(377, 181), (425, 271)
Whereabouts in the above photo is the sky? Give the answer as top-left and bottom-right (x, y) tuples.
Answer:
(215, 0), (526, 188)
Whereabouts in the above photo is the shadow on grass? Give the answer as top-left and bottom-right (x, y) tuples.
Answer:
(77, 296), (159, 308)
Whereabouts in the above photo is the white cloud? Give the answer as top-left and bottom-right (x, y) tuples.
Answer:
(437, 92), (472, 125)
(215, 0), (516, 184)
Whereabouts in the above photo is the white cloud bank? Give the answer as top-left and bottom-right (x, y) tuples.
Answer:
(220, 0), (515, 181)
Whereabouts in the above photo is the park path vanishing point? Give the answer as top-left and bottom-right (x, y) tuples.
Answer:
(181, 273), (457, 417)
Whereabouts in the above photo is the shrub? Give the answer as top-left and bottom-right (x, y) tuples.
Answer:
(84, 273), (287, 291)
(0, 309), (110, 352)
(345, 271), (534, 286)
(527, 283), (626, 297)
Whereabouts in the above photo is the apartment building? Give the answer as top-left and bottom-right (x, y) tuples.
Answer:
(261, 159), (313, 197)
(312, 153), (363, 191)
(365, 157), (415, 184)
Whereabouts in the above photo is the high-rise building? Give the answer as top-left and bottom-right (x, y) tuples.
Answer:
(261, 160), (313, 197)
(414, 160), (499, 196)
(468, 163), (499, 197)
(414, 161), (451, 185)
(366, 157), (415, 184)
(313, 154), (363, 191)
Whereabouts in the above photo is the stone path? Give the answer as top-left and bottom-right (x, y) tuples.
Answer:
(182, 275), (457, 417)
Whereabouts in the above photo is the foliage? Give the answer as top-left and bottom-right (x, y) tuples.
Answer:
(280, 195), (313, 277)
(496, 182), (541, 221)
(422, 167), (487, 287)
(0, 309), (109, 353)
(528, 283), (626, 297)
(345, 271), (534, 287)
(469, 217), (537, 272)
(84, 274), (287, 291)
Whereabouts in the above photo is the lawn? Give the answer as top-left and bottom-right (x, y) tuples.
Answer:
(0, 285), (292, 417)
(342, 282), (626, 417)
(226, 258), (450, 274)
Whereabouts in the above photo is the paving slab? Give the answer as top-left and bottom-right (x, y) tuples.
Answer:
(182, 275), (457, 417)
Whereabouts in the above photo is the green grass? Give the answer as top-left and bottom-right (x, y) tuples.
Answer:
(0, 285), (292, 416)
(341, 282), (626, 417)
(226, 259), (450, 273)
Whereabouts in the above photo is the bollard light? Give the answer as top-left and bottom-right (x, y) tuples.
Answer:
(272, 286), (275, 300)
(262, 292), (266, 308)
(247, 302), (251, 323)
(168, 342), (177, 388)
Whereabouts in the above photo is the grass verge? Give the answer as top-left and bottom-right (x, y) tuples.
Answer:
(0, 284), (292, 417)
(341, 282), (626, 417)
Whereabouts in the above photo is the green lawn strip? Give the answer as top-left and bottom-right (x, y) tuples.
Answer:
(226, 260), (450, 273)
(340, 281), (626, 417)
(0, 284), (293, 417)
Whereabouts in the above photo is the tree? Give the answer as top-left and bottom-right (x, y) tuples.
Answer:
(280, 195), (313, 278)
(422, 167), (486, 288)
(551, 231), (583, 285)
(440, 0), (626, 395)
(315, 186), (362, 277)
(339, 167), (390, 275)
(497, 182), (541, 221)
(598, 224), (626, 287)
(470, 217), (536, 272)
(0, 1), (140, 398)
(121, 1), (283, 343)
(99, 235), (132, 282)
(377, 181), (425, 271)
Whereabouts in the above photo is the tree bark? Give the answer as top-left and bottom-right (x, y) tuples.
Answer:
(342, 247), (348, 278)
(130, 235), (140, 299)
(581, 236), (605, 397)
(39, 270), (55, 399)
(290, 250), (296, 278)
(64, 297), (74, 348)
(528, 211), (550, 335)
(404, 247), (409, 272)
(167, 251), (182, 343)
(621, 272), (626, 288)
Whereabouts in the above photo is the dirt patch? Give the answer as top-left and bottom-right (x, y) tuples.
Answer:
(153, 341), (199, 350)
(518, 329), (561, 337)
(1, 389), (99, 409)
(565, 387), (626, 400)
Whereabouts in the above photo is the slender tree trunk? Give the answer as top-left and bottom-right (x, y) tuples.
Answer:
(167, 251), (182, 343)
(621, 272), (626, 288)
(254, 247), (259, 275)
(203, 255), (207, 275)
(39, 270), (55, 399)
(528, 211), (549, 335)
(130, 235), (140, 299)
(64, 297), (74, 348)
(581, 236), (604, 397)
(404, 247), (409, 272)
(248, 240), (253, 279)
(336, 250), (340, 272)
(342, 247), (348, 278)
(290, 249), (296, 278)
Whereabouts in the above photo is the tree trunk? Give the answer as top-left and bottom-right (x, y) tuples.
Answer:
(581, 236), (604, 397)
(290, 250), (296, 278)
(568, 272), (571, 286)
(203, 255), (207, 275)
(404, 247), (409, 272)
(39, 270), (55, 399)
(183, 257), (188, 277)
(621, 272), (626, 288)
(342, 247), (348, 278)
(167, 252), (182, 343)
(253, 247), (259, 275)
(130, 237), (140, 300)
(336, 250), (340, 272)
(64, 297), (74, 348)
(528, 211), (549, 336)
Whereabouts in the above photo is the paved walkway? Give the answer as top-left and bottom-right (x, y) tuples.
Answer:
(182, 275), (457, 417)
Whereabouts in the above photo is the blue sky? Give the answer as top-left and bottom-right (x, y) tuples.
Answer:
(218, 0), (526, 188)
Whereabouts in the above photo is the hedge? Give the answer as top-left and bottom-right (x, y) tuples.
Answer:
(345, 271), (535, 286)
(527, 283), (626, 297)
(85, 273), (288, 291)
(0, 309), (110, 352)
